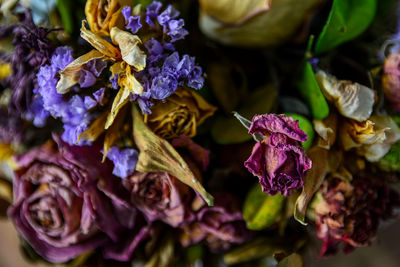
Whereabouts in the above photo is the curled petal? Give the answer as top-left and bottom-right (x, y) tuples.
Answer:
(315, 71), (375, 122)
(249, 114), (307, 142)
(110, 27), (146, 70)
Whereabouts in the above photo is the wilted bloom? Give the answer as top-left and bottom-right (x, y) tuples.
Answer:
(382, 52), (400, 111)
(85, 0), (131, 36)
(180, 193), (250, 252)
(0, 9), (54, 114)
(144, 87), (216, 139)
(244, 114), (312, 196)
(8, 136), (148, 263)
(340, 116), (400, 162)
(315, 70), (375, 122)
(198, 0), (323, 47)
(122, 136), (209, 227)
(315, 174), (400, 256)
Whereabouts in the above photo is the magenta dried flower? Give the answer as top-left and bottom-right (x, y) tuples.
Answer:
(315, 174), (400, 256)
(244, 114), (312, 196)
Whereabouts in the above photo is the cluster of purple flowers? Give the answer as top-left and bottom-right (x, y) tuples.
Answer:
(122, 2), (204, 114)
(29, 47), (107, 145)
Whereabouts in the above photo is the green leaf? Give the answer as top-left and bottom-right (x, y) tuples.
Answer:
(314, 0), (377, 54)
(243, 184), (285, 231)
(378, 141), (400, 172)
(285, 113), (314, 150)
(212, 84), (277, 144)
(56, 0), (74, 34)
(296, 62), (329, 120)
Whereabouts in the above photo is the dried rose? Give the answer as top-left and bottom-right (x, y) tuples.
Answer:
(7, 136), (147, 263)
(144, 87), (216, 139)
(85, 0), (131, 37)
(382, 52), (400, 111)
(122, 136), (209, 227)
(180, 193), (250, 252)
(315, 174), (400, 256)
(244, 114), (312, 196)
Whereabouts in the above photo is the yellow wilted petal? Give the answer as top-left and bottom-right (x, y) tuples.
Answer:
(199, 0), (271, 25)
(105, 86), (130, 129)
(80, 20), (121, 60)
(110, 27), (146, 71)
(85, 0), (131, 36)
(132, 105), (214, 206)
(360, 115), (400, 162)
(0, 63), (11, 79)
(77, 111), (108, 143)
(57, 50), (105, 94)
(103, 105), (129, 160)
(315, 70), (375, 122)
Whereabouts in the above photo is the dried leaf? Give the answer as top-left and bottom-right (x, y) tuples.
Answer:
(315, 70), (375, 122)
(80, 20), (122, 60)
(199, 0), (271, 25)
(277, 253), (303, 267)
(132, 105), (214, 206)
(105, 86), (130, 129)
(313, 112), (338, 149)
(294, 146), (330, 225)
(110, 27), (146, 71)
(77, 111), (108, 143)
(199, 0), (323, 47)
(57, 50), (106, 94)
(103, 105), (129, 160)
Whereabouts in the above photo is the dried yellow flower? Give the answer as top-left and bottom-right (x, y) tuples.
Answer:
(144, 87), (217, 139)
(85, 0), (131, 36)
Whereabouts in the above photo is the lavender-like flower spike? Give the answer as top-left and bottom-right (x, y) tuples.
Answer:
(0, 9), (54, 115)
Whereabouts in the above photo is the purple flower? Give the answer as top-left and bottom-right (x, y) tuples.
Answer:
(105, 147), (139, 178)
(180, 193), (250, 252)
(315, 174), (400, 256)
(0, 9), (54, 114)
(79, 69), (96, 88)
(32, 47), (95, 145)
(7, 136), (144, 263)
(244, 114), (312, 196)
(122, 6), (142, 33)
(145, 1), (163, 28)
